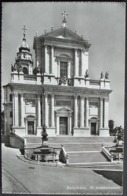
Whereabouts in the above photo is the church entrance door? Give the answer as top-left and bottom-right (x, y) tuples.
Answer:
(91, 122), (96, 135)
(28, 121), (34, 135)
(60, 117), (68, 135)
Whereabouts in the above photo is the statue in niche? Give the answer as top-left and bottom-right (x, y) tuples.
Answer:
(100, 72), (104, 79)
(85, 69), (89, 78)
(105, 72), (109, 79)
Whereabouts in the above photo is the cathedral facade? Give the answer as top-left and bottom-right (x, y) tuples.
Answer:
(3, 13), (112, 137)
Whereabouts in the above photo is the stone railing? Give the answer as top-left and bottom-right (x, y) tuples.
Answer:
(24, 75), (36, 81)
(102, 146), (113, 162)
(59, 145), (69, 164)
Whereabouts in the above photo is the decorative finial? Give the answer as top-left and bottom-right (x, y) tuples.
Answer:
(44, 29), (46, 34)
(22, 25), (27, 39)
(61, 11), (68, 27)
(105, 71), (109, 79)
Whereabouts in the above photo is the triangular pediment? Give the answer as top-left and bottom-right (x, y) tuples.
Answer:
(55, 106), (72, 112)
(43, 27), (84, 41)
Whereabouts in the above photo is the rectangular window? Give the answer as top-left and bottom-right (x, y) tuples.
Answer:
(60, 62), (67, 78)
(10, 94), (12, 102)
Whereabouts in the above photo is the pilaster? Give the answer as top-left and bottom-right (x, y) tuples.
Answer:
(37, 94), (41, 127)
(74, 95), (78, 127)
(80, 96), (84, 127)
(51, 94), (55, 127)
(21, 94), (25, 127)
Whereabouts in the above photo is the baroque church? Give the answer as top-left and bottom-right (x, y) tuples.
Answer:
(3, 12), (112, 138)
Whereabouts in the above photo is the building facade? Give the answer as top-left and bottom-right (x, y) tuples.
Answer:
(3, 14), (112, 137)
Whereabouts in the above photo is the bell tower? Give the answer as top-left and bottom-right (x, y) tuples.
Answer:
(12, 25), (33, 75)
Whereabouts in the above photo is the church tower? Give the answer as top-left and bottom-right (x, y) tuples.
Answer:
(12, 26), (33, 75)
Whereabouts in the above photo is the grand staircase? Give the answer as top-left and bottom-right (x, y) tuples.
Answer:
(24, 136), (114, 164)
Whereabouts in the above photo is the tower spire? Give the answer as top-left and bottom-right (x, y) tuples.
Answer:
(61, 11), (68, 27)
(22, 25), (27, 40)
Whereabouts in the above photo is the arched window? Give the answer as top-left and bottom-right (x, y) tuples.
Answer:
(23, 67), (28, 74)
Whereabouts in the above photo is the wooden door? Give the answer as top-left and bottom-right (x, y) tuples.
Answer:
(28, 121), (34, 135)
(60, 117), (68, 135)
(91, 122), (96, 135)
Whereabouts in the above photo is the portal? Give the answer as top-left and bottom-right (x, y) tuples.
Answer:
(60, 117), (68, 135)
(28, 121), (34, 135)
(91, 122), (96, 135)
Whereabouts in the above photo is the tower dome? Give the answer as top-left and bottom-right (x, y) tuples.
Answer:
(19, 25), (30, 52)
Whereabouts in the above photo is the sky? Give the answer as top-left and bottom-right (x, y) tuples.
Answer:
(2, 2), (125, 127)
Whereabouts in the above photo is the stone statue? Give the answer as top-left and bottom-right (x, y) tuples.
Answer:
(100, 72), (104, 79)
(85, 69), (89, 78)
(105, 72), (109, 79)
(11, 64), (14, 72)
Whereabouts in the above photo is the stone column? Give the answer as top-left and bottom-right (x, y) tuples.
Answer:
(44, 45), (48, 73)
(56, 115), (59, 135)
(57, 60), (60, 78)
(45, 93), (48, 127)
(74, 49), (78, 76)
(104, 98), (109, 128)
(51, 94), (55, 127)
(100, 98), (103, 128)
(21, 94), (25, 127)
(14, 92), (19, 127)
(85, 97), (89, 127)
(81, 49), (84, 77)
(12, 93), (15, 126)
(68, 61), (71, 78)
(69, 116), (72, 135)
(51, 46), (54, 74)
(74, 95), (78, 127)
(37, 94), (41, 127)
(80, 96), (84, 127)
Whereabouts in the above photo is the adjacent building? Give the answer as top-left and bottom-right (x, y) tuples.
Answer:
(3, 13), (112, 138)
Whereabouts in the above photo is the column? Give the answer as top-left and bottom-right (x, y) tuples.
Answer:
(37, 94), (41, 127)
(57, 60), (60, 78)
(51, 46), (54, 74)
(69, 116), (72, 135)
(12, 93), (15, 126)
(80, 96), (84, 127)
(85, 97), (89, 127)
(44, 45), (48, 73)
(56, 115), (59, 135)
(68, 61), (71, 78)
(21, 94), (25, 127)
(100, 98), (103, 128)
(45, 93), (48, 127)
(81, 49), (84, 77)
(104, 98), (109, 128)
(74, 49), (78, 76)
(51, 94), (55, 127)
(74, 95), (78, 127)
(14, 92), (19, 127)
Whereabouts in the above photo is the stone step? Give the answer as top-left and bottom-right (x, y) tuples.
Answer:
(24, 136), (114, 145)
(63, 143), (102, 151)
(67, 152), (109, 163)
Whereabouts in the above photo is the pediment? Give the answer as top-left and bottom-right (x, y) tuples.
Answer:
(43, 27), (84, 41)
(55, 106), (72, 113)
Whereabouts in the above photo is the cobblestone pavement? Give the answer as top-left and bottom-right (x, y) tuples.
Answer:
(2, 144), (123, 194)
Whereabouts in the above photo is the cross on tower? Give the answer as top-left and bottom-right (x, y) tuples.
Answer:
(22, 25), (27, 38)
(62, 11), (68, 21)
